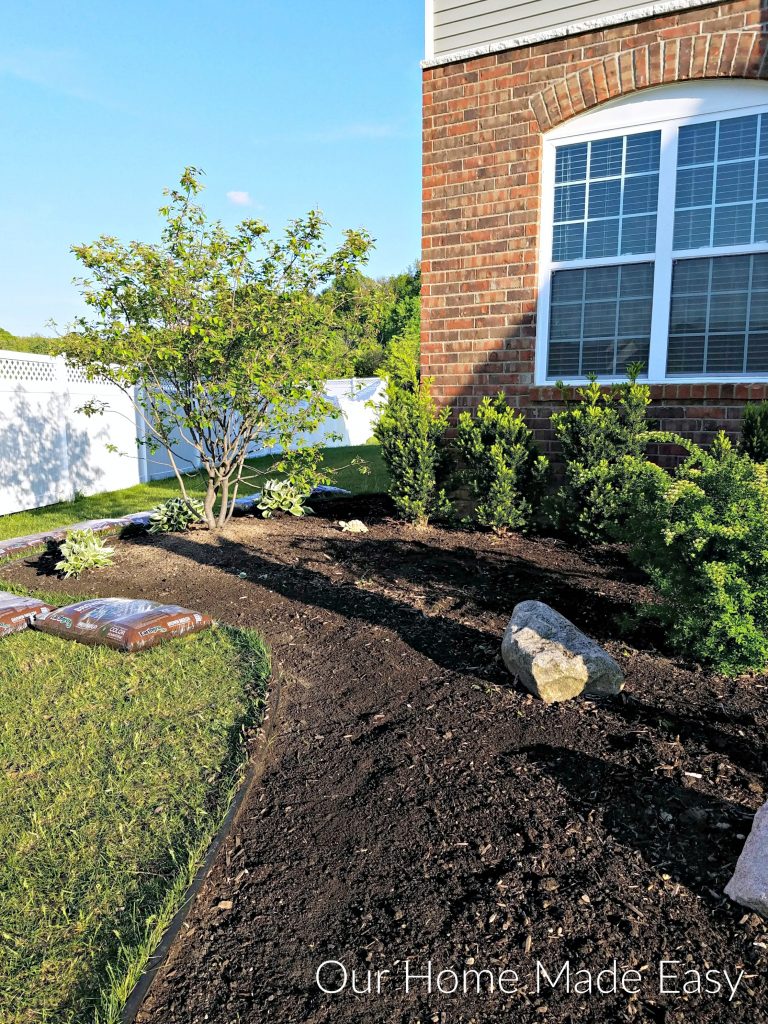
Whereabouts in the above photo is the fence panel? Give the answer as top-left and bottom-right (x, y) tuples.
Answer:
(0, 353), (385, 515)
(0, 350), (145, 516)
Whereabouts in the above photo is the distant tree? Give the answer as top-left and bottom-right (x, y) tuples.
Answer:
(323, 262), (421, 377)
(62, 167), (372, 530)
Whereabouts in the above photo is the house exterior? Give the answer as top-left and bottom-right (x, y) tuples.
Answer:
(421, 0), (768, 457)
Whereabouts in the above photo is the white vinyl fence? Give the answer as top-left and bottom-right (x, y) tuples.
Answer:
(0, 348), (386, 517)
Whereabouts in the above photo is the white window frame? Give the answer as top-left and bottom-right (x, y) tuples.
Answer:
(535, 80), (768, 385)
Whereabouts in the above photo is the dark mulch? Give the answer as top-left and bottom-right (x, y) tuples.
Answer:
(4, 496), (768, 1024)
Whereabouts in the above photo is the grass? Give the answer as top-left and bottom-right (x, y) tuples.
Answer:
(0, 443), (389, 542)
(0, 615), (270, 1023)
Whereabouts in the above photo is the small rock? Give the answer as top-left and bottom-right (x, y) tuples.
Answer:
(217, 899), (234, 911)
(338, 520), (368, 534)
(726, 800), (768, 917)
(501, 600), (624, 704)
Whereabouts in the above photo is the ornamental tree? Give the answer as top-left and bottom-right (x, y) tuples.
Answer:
(63, 167), (372, 529)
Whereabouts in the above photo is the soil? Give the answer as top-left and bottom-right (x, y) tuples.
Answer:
(4, 496), (768, 1024)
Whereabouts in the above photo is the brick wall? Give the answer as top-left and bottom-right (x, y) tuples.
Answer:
(422, 0), (768, 459)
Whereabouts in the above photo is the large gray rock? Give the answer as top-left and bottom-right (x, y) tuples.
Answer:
(501, 600), (624, 704)
(725, 801), (768, 917)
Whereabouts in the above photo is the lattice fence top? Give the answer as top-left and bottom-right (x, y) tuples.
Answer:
(0, 356), (57, 383)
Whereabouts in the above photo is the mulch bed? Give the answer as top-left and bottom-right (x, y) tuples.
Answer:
(3, 496), (768, 1024)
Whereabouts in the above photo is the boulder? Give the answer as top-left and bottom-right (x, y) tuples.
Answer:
(501, 600), (624, 704)
(725, 801), (768, 917)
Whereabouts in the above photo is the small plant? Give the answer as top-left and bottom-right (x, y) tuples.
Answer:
(551, 364), (651, 541)
(456, 393), (548, 532)
(740, 400), (768, 462)
(624, 431), (768, 674)
(374, 376), (452, 526)
(149, 497), (205, 533)
(257, 479), (313, 518)
(55, 529), (115, 578)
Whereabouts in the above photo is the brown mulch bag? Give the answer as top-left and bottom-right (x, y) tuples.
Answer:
(0, 591), (56, 637)
(34, 598), (212, 652)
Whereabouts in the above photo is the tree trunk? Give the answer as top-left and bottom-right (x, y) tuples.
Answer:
(203, 478), (217, 530)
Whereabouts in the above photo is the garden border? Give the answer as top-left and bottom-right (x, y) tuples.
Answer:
(120, 665), (285, 1023)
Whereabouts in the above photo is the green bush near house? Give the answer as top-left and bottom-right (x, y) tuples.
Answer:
(375, 377), (452, 526)
(623, 431), (768, 674)
(0, 615), (269, 1024)
(456, 393), (548, 533)
(740, 399), (768, 462)
(551, 367), (652, 542)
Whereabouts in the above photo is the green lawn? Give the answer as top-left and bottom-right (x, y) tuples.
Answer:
(0, 444), (388, 542)
(0, 618), (270, 1023)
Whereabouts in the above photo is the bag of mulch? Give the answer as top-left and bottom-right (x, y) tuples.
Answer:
(34, 597), (212, 652)
(0, 591), (56, 637)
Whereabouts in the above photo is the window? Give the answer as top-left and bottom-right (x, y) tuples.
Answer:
(536, 82), (768, 383)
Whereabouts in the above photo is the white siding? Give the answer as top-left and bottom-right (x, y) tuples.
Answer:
(428, 0), (714, 62)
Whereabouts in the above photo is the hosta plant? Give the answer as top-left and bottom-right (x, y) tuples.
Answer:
(149, 497), (205, 533)
(257, 479), (312, 518)
(55, 529), (115, 578)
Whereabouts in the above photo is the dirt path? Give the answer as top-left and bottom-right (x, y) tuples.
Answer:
(4, 497), (767, 1023)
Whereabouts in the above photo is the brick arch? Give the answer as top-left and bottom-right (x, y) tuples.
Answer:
(529, 30), (768, 132)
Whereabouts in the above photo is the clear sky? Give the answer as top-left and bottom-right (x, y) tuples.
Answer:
(0, 1), (423, 335)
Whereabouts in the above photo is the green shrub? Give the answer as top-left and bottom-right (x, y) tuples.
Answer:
(455, 393), (548, 532)
(55, 529), (115, 578)
(624, 431), (768, 674)
(740, 400), (768, 462)
(257, 479), (312, 518)
(149, 497), (205, 533)
(551, 366), (651, 541)
(374, 377), (452, 526)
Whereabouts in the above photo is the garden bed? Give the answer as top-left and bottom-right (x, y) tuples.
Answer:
(3, 496), (767, 1023)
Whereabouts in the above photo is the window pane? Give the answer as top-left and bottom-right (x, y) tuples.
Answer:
(673, 208), (711, 250)
(551, 269), (584, 302)
(757, 160), (768, 200)
(674, 112), (765, 251)
(583, 301), (618, 338)
(718, 115), (758, 162)
(716, 160), (756, 204)
(712, 204), (752, 246)
(553, 223), (584, 261)
(747, 332), (768, 371)
(547, 263), (653, 378)
(621, 215), (657, 255)
(667, 335), (705, 374)
(585, 218), (619, 258)
(556, 143), (588, 183)
(552, 131), (660, 262)
(590, 137), (623, 178)
(670, 292), (706, 334)
(623, 174), (659, 215)
(667, 253), (768, 376)
(547, 342), (581, 376)
(554, 183), (586, 221)
(588, 179), (621, 218)
(549, 303), (583, 340)
(754, 202), (768, 243)
(678, 121), (716, 166)
(676, 165), (713, 208)
(584, 265), (618, 299)
(625, 132), (661, 174)
(620, 262), (655, 295)
(707, 334), (747, 373)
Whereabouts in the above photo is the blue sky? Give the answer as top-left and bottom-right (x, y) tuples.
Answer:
(0, 1), (423, 335)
